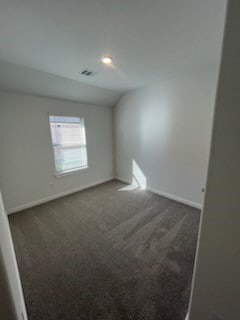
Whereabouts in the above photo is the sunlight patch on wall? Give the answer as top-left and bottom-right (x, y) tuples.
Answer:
(132, 159), (147, 189)
(118, 159), (147, 191)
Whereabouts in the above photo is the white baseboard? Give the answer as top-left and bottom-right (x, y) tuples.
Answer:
(115, 176), (202, 210)
(147, 186), (202, 209)
(8, 176), (202, 214)
(7, 177), (114, 215)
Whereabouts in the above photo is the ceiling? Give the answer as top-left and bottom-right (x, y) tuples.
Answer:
(0, 60), (121, 106)
(0, 0), (226, 100)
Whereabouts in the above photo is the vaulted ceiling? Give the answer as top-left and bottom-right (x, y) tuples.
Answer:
(0, 0), (226, 105)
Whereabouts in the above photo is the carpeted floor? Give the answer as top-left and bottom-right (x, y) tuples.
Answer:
(9, 180), (200, 320)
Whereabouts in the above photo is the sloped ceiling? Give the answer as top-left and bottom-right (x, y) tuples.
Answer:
(0, 0), (227, 104)
(0, 61), (121, 106)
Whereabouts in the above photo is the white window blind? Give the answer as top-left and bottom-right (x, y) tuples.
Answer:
(49, 115), (88, 174)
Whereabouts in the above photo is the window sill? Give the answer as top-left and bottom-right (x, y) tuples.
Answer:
(54, 167), (88, 178)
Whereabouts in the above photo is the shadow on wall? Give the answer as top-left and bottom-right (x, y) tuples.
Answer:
(118, 159), (147, 191)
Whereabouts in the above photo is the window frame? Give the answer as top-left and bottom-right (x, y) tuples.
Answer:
(48, 113), (88, 177)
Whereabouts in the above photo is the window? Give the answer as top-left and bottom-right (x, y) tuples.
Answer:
(49, 115), (88, 175)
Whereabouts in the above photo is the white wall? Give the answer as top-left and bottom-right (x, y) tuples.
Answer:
(0, 91), (114, 213)
(114, 68), (219, 208)
(0, 191), (27, 319)
(189, 0), (240, 319)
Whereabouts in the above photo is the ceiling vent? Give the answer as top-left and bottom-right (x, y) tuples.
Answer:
(80, 69), (97, 77)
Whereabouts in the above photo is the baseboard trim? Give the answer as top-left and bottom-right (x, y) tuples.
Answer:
(8, 176), (202, 214)
(115, 176), (202, 210)
(147, 186), (202, 210)
(7, 177), (114, 215)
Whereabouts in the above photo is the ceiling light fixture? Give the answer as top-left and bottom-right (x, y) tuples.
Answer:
(102, 56), (113, 65)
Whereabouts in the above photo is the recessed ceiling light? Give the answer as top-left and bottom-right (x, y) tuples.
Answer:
(102, 56), (113, 65)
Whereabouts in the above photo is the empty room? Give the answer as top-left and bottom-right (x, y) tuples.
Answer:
(2, 1), (238, 320)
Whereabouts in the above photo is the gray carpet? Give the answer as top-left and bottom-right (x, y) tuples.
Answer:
(9, 180), (200, 320)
